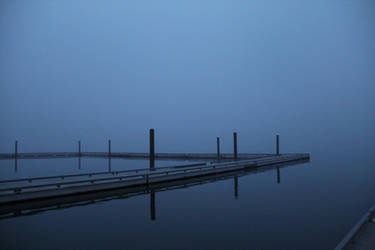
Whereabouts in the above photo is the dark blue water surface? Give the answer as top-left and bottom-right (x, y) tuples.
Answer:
(0, 143), (374, 249)
(1, 0), (374, 249)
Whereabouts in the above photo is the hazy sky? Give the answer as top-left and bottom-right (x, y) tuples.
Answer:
(1, 0), (374, 153)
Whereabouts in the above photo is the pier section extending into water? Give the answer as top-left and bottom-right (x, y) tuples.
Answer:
(0, 157), (309, 221)
(0, 129), (310, 220)
(0, 153), (309, 205)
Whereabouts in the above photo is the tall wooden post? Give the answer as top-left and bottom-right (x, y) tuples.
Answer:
(217, 137), (220, 161)
(150, 129), (155, 170)
(15, 140), (18, 158)
(14, 157), (18, 173)
(233, 132), (238, 159)
(276, 135), (279, 155)
(108, 157), (111, 172)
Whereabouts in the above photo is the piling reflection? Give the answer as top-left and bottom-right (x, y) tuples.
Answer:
(234, 176), (238, 199)
(150, 190), (155, 221)
(277, 167), (280, 184)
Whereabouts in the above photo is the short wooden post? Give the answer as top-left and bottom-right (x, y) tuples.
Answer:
(233, 132), (238, 159)
(15, 140), (18, 158)
(78, 140), (81, 157)
(217, 137), (220, 161)
(276, 135), (280, 155)
(108, 139), (111, 156)
(150, 129), (155, 170)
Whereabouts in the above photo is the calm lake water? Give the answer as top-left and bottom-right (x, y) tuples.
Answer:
(0, 145), (374, 250)
(1, 0), (374, 248)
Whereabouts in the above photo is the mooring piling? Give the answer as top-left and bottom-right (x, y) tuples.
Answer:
(217, 137), (221, 161)
(14, 158), (18, 173)
(233, 132), (238, 159)
(150, 129), (155, 170)
(14, 140), (18, 158)
(78, 140), (81, 157)
(108, 140), (111, 156)
(276, 135), (280, 155)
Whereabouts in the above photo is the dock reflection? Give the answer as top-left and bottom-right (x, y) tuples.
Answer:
(0, 159), (308, 221)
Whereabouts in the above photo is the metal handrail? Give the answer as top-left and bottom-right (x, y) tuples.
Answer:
(0, 160), (258, 193)
(0, 162), (206, 184)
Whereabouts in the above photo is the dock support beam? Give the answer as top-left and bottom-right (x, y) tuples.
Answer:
(150, 129), (155, 170)
(78, 140), (81, 157)
(217, 137), (221, 161)
(233, 132), (238, 159)
(276, 135), (280, 155)
(108, 140), (111, 157)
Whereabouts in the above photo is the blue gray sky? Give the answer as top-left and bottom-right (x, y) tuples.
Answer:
(1, 0), (374, 154)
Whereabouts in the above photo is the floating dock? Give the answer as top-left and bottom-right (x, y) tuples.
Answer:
(0, 130), (310, 220)
(0, 153), (309, 206)
(0, 156), (309, 220)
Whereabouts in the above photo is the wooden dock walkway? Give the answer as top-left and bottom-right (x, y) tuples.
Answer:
(0, 156), (309, 220)
(0, 130), (310, 219)
(0, 153), (309, 206)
